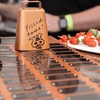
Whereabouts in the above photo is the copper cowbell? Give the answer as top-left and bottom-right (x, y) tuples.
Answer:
(15, 1), (50, 51)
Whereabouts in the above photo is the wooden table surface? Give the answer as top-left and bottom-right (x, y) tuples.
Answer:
(0, 36), (100, 100)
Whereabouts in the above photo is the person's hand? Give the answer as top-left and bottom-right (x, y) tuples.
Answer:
(46, 13), (61, 33)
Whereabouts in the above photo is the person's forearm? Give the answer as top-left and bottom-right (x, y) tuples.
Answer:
(72, 5), (100, 31)
(0, 3), (21, 20)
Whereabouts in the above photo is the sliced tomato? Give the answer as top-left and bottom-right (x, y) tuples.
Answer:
(79, 31), (85, 35)
(61, 35), (68, 43)
(69, 37), (78, 45)
(97, 38), (100, 45)
(83, 35), (91, 44)
(75, 32), (85, 38)
(75, 33), (80, 38)
(86, 31), (94, 36)
(90, 37), (96, 40)
(87, 38), (97, 47)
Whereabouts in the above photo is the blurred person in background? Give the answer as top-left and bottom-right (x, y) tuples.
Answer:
(0, 0), (22, 22)
(0, 0), (23, 36)
(0, 0), (100, 38)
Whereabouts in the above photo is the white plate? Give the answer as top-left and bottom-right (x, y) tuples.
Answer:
(68, 43), (100, 54)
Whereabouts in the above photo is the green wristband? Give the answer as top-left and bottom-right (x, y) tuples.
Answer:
(65, 14), (73, 31)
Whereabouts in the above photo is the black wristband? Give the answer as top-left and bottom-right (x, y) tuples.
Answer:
(59, 15), (67, 31)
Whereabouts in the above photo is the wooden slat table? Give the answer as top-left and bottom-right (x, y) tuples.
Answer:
(0, 36), (100, 100)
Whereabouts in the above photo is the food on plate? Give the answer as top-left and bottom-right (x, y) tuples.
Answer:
(86, 31), (94, 36)
(59, 34), (68, 43)
(97, 38), (100, 45)
(60, 29), (100, 47)
(83, 35), (90, 45)
(69, 37), (78, 45)
(87, 38), (98, 47)
(75, 31), (85, 38)
(89, 29), (100, 38)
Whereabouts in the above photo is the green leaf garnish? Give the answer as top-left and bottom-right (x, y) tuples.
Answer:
(89, 29), (97, 36)
(68, 34), (71, 39)
(77, 39), (81, 45)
